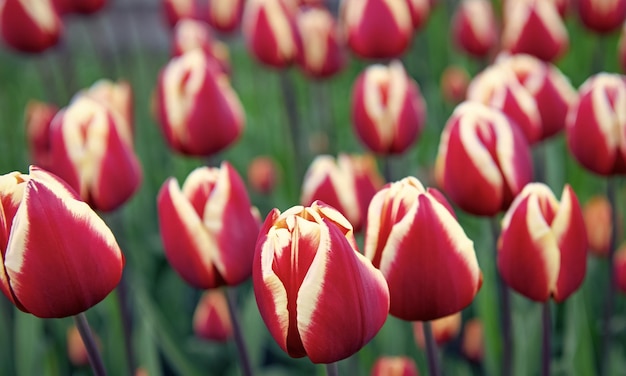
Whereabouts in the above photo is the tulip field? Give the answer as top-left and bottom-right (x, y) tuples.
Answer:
(3, 1), (626, 376)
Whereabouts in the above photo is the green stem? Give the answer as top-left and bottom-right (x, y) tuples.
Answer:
(325, 362), (339, 376)
(278, 69), (304, 181)
(491, 217), (513, 376)
(225, 288), (254, 376)
(542, 301), (551, 376)
(73, 313), (107, 376)
(424, 321), (442, 376)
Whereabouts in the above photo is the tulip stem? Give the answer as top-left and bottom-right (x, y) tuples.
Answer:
(423, 321), (442, 376)
(225, 288), (254, 376)
(73, 313), (107, 376)
(382, 156), (393, 183)
(325, 362), (339, 376)
(278, 69), (305, 182)
(116, 271), (136, 375)
(541, 301), (551, 376)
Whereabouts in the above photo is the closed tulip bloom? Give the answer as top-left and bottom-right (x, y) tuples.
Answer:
(163, 0), (198, 29)
(365, 177), (482, 321)
(502, 0), (568, 62)
(461, 318), (484, 363)
(81, 79), (134, 137)
(498, 183), (587, 302)
(172, 19), (231, 74)
(301, 154), (384, 232)
(583, 195), (613, 257)
(158, 162), (260, 289)
(371, 356), (419, 376)
(341, 0), (413, 59)
(441, 65), (470, 104)
(413, 311), (462, 349)
(435, 102), (533, 216)
(615, 244), (626, 293)
(193, 290), (233, 342)
(48, 96), (142, 212)
(64, 0), (106, 14)
(296, 7), (346, 79)
(206, 0), (244, 33)
(156, 49), (245, 156)
(0, 167), (124, 318)
(452, 0), (497, 58)
(242, 0), (299, 68)
(247, 156), (279, 195)
(406, 0), (430, 30)
(25, 100), (58, 170)
(0, 0), (62, 53)
(352, 61), (426, 155)
(253, 201), (389, 363)
(577, 0), (626, 33)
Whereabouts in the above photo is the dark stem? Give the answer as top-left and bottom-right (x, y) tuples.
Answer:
(116, 271), (136, 375)
(542, 301), (551, 376)
(54, 39), (78, 101)
(73, 313), (107, 376)
(225, 288), (254, 376)
(325, 362), (339, 376)
(382, 156), (393, 183)
(533, 141), (547, 183)
(278, 69), (304, 181)
(0, 297), (15, 376)
(424, 321), (442, 376)
(591, 34), (608, 75)
(35, 54), (61, 103)
(313, 80), (336, 154)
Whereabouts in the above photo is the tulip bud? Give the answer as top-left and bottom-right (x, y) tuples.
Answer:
(247, 156), (279, 195)
(0, 0), (62, 53)
(435, 102), (533, 216)
(158, 162), (260, 289)
(172, 19), (231, 74)
(193, 290), (233, 342)
(301, 154), (384, 232)
(451, 0), (497, 58)
(206, 0), (244, 33)
(253, 201), (389, 363)
(615, 244), (626, 294)
(441, 66), (469, 104)
(25, 100), (58, 170)
(80, 79), (134, 138)
(413, 311), (462, 349)
(351, 60), (427, 155)
(0, 166), (124, 318)
(156, 49), (245, 156)
(502, 0), (568, 62)
(583, 195), (613, 257)
(365, 177), (482, 321)
(242, 0), (299, 68)
(341, 0), (413, 59)
(67, 325), (101, 366)
(406, 0), (430, 30)
(163, 0), (198, 29)
(371, 356), (419, 376)
(577, 0), (626, 34)
(462, 318), (484, 363)
(498, 183), (587, 302)
(295, 7), (346, 79)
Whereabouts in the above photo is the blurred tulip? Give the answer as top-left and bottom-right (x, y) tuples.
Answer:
(65, 0), (106, 14)
(371, 356), (419, 376)
(25, 100), (58, 170)
(158, 162), (260, 289)
(551, 0), (570, 16)
(67, 325), (101, 366)
(462, 318), (484, 363)
(156, 49), (245, 156)
(441, 66), (469, 104)
(193, 290), (233, 342)
(577, 0), (626, 34)
(253, 201), (389, 363)
(163, 0), (198, 28)
(206, 0), (244, 33)
(413, 311), (462, 349)
(435, 102), (533, 216)
(80, 79), (134, 137)
(498, 183), (587, 302)
(406, 0), (430, 30)
(615, 243), (626, 293)
(351, 60), (426, 155)
(242, 0), (299, 68)
(0, 166), (124, 318)
(502, 0), (568, 62)
(567, 73), (626, 176)
(295, 7), (346, 79)
(452, 0), (497, 58)
(341, 0), (413, 59)
(247, 155), (279, 195)
(0, 0), (62, 53)
(172, 19), (231, 74)
(583, 195), (613, 257)
(301, 154), (384, 232)
(365, 177), (482, 321)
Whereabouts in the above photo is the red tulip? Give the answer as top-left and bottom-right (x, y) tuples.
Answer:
(583, 195), (613, 257)
(498, 183), (587, 302)
(461, 318), (484, 363)
(301, 154), (384, 232)
(193, 290), (233, 342)
(158, 162), (260, 289)
(435, 102), (533, 216)
(351, 60), (426, 155)
(405, 0), (430, 30)
(253, 201), (389, 363)
(615, 244), (626, 294)
(577, 0), (626, 33)
(371, 356), (419, 376)
(452, 0), (497, 58)
(413, 311), (462, 349)
(48, 96), (142, 212)
(0, 0), (62, 53)
(341, 0), (413, 59)
(364, 177), (482, 321)
(0, 166), (124, 318)
(441, 66), (470, 104)
(163, 0), (198, 28)
(80, 79), (134, 138)
(25, 100), (58, 170)
(206, 0), (244, 33)
(155, 49), (245, 156)
(65, 0), (106, 14)
(567, 73), (626, 175)
(172, 19), (231, 74)
(247, 156), (280, 195)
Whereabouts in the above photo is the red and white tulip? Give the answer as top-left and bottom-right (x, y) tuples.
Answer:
(452, 0), (497, 58)
(0, 0), (62, 53)
(172, 19), (231, 74)
(193, 290), (233, 342)
(371, 356), (419, 376)
(206, 0), (244, 33)
(577, 0), (626, 34)
(163, 0), (198, 29)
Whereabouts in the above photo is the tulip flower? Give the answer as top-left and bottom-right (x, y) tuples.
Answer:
(451, 0), (497, 58)
(0, 0), (62, 53)
(0, 166), (124, 318)
(301, 154), (384, 232)
(406, 0), (430, 30)
(253, 201), (389, 363)
(206, 0), (244, 33)
(242, 0), (299, 68)
(295, 7), (346, 79)
(193, 290), (233, 342)
(25, 100), (58, 170)
(47, 96), (142, 212)
(441, 66), (469, 104)
(351, 60), (427, 155)
(435, 102), (533, 216)
(498, 183), (587, 302)
(567, 73), (626, 176)
(365, 177), (482, 321)
(413, 311), (462, 349)
(65, 0), (106, 14)
(247, 155), (279, 195)
(501, 0), (568, 62)
(155, 49), (245, 156)
(158, 162), (260, 289)
(340, 0), (413, 59)
(172, 19), (231, 74)
(576, 0), (626, 34)
(80, 79), (134, 137)
(615, 244), (626, 294)
(583, 195), (613, 257)
(371, 356), (419, 376)
(462, 318), (484, 363)
(163, 0), (198, 29)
